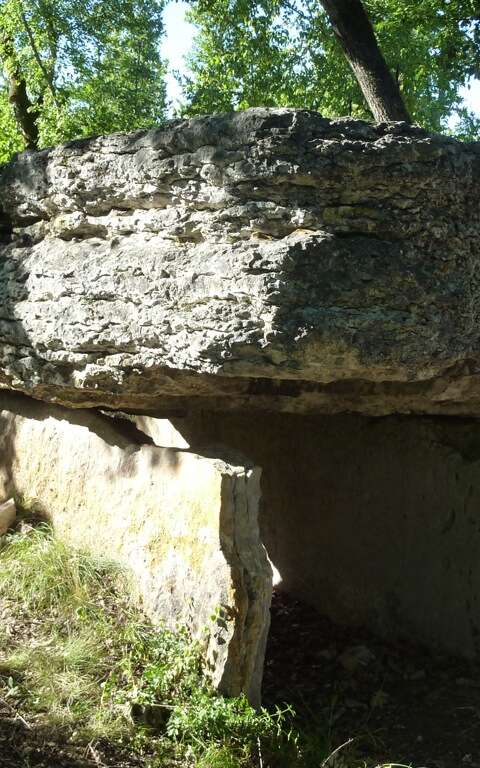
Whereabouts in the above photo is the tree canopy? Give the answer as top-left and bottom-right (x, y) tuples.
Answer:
(0, 0), (478, 163)
(181, 0), (480, 136)
(0, 0), (167, 161)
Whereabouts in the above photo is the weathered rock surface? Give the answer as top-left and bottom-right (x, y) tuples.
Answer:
(0, 497), (16, 535)
(0, 392), (272, 704)
(0, 108), (479, 416)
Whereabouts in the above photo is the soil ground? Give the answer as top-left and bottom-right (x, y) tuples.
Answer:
(264, 590), (480, 768)
(0, 712), (149, 768)
(1, 589), (480, 767)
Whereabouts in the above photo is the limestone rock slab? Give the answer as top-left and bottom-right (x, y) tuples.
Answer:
(0, 109), (479, 415)
(0, 393), (272, 704)
(0, 498), (16, 534)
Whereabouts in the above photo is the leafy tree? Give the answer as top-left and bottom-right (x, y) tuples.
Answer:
(0, 83), (22, 161)
(182, 0), (480, 135)
(0, 0), (167, 160)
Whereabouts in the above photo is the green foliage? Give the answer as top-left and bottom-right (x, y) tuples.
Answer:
(0, 89), (23, 161)
(0, 0), (167, 158)
(451, 104), (480, 140)
(182, 0), (479, 137)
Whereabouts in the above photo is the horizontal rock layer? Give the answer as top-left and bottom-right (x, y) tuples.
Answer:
(0, 392), (272, 704)
(0, 108), (479, 415)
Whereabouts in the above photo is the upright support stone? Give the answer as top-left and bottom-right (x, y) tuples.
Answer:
(0, 393), (272, 705)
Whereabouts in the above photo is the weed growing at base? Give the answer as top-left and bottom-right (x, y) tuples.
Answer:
(0, 522), (300, 767)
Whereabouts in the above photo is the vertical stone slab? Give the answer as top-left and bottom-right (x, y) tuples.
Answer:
(0, 394), (272, 704)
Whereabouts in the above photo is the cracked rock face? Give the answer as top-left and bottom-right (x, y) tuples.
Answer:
(0, 108), (479, 416)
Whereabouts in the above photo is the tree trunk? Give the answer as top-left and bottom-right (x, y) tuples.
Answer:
(319, 0), (411, 122)
(7, 73), (40, 150)
(0, 30), (39, 150)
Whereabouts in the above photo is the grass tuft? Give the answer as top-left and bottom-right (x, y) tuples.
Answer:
(0, 522), (401, 767)
(0, 522), (114, 613)
(0, 522), (300, 766)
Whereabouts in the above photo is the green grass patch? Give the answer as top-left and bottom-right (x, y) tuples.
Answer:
(0, 522), (313, 767)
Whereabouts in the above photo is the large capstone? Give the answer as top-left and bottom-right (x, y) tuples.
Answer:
(0, 108), (479, 416)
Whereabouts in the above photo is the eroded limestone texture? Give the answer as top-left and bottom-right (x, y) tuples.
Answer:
(0, 109), (479, 415)
(0, 393), (272, 705)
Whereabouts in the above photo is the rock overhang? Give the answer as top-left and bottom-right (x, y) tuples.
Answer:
(0, 107), (479, 416)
